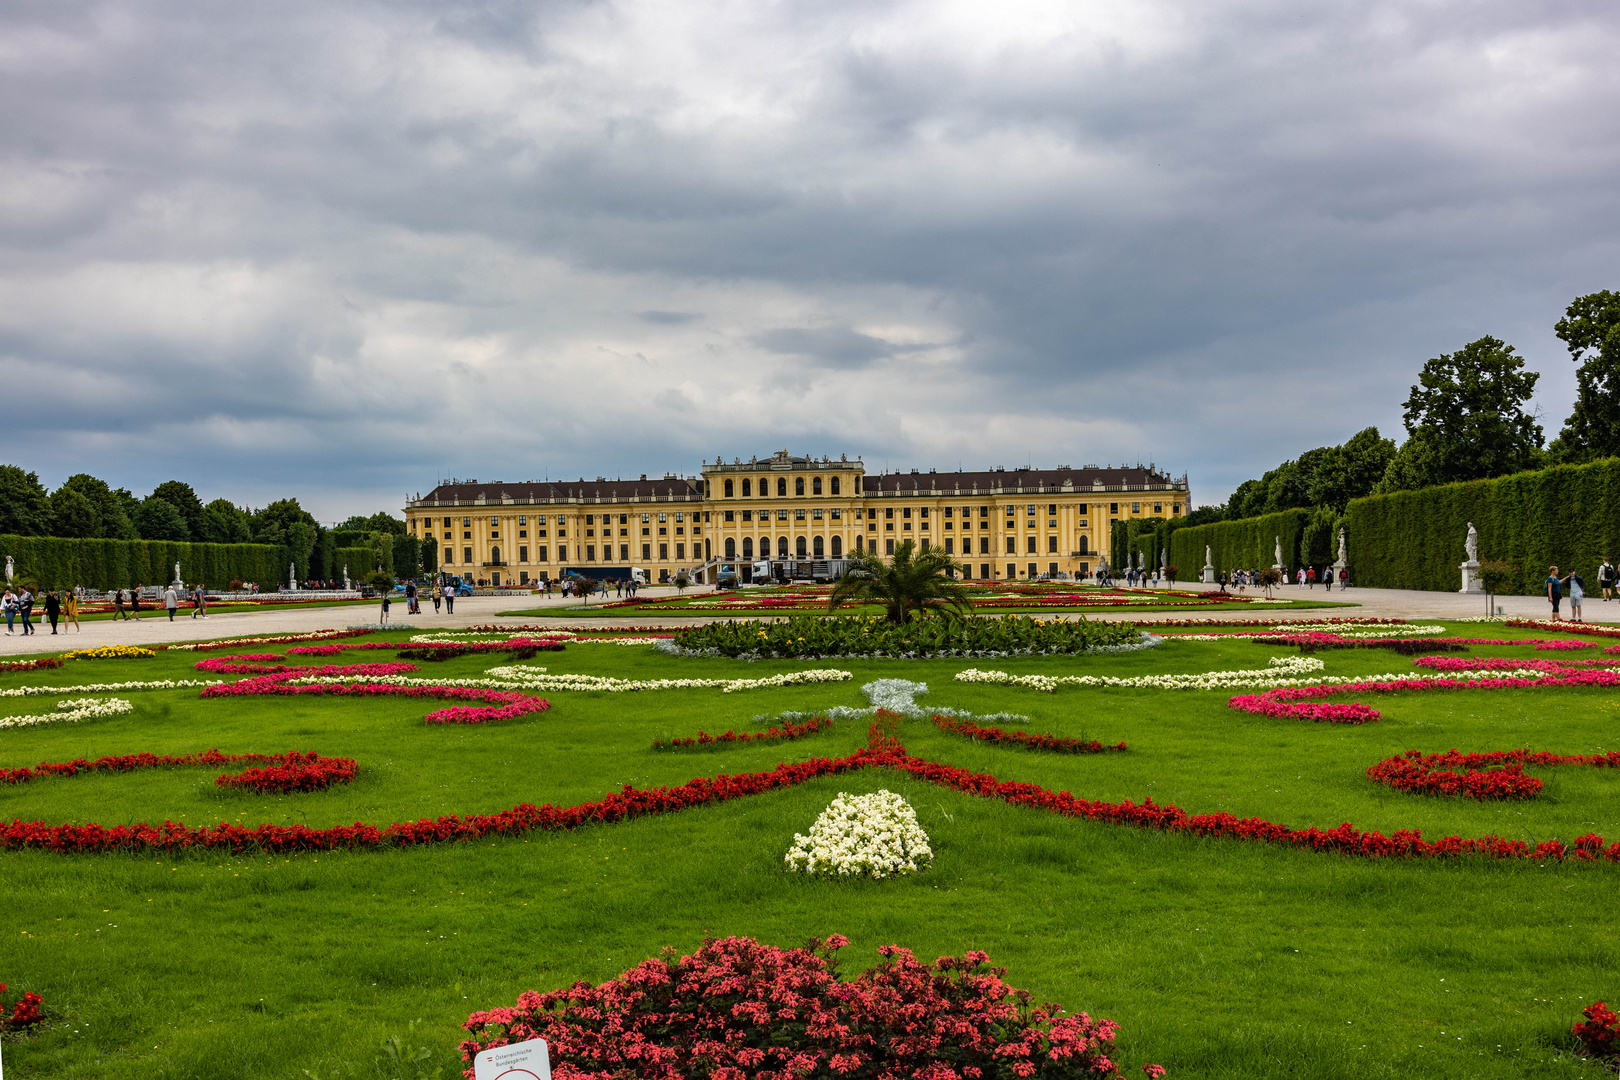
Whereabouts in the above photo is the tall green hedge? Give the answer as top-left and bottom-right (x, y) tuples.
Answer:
(335, 547), (379, 579)
(1168, 509), (1308, 577)
(0, 535), (285, 590)
(1343, 458), (1620, 594)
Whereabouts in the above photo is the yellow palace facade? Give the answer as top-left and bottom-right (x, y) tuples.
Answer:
(403, 450), (1190, 585)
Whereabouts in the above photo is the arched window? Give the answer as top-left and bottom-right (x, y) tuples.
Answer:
(778, 535), (789, 557)
(795, 477), (805, 495)
(777, 478), (787, 497)
(742, 537), (753, 558)
(490, 546), (501, 563)
(1079, 537), (1089, 555)
(796, 536), (808, 557)
(830, 536), (842, 558)
(742, 479), (751, 496)
(813, 536), (824, 558)
(831, 477), (840, 495)
(724, 479), (734, 497)
(725, 538), (736, 558)
(813, 477), (822, 494)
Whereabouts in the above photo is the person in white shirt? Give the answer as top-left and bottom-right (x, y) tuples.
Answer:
(164, 585), (178, 621)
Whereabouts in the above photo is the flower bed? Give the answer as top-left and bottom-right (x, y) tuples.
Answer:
(460, 935), (1163, 1080)
(669, 614), (1147, 659)
(1366, 748), (1620, 801)
(652, 715), (832, 749)
(785, 789), (933, 878)
(395, 639), (567, 661)
(164, 628), (380, 651)
(199, 671), (550, 726)
(933, 715), (1126, 753)
(0, 697), (135, 731)
(958, 655), (1331, 692)
(0, 679), (220, 699)
(62, 645), (156, 660)
(7, 714), (1620, 862)
(1574, 1000), (1619, 1061)
(476, 666), (852, 693)
(1228, 668), (1620, 724)
(0, 657), (63, 672)
(0, 748), (357, 793)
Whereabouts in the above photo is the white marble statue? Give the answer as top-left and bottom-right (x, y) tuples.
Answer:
(1336, 527), (1347, 566)
(4, 555), (11, 586)
(1465, 521), (1478, 563)
(289, 561), (297, 590)
(173, 561), (183, 586)
(1274, 535), (1283, 567)
(343, 565), (350, 590)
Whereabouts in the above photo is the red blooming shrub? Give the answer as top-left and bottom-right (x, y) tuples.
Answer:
(653, 715), (832, 749)
(934, 716), (1126, 754)
(216, 752), (358, 793)
(1573, 1000), (1619, 1059)
(0, 983), (45, 1033)
(460, 935), (1164, 1080)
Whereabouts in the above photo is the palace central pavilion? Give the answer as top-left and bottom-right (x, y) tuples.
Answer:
(405, 451), (1190, 586)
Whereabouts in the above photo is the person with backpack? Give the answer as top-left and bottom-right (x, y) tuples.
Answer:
(1599, 557), (1616, 602)
(1568, 569), (1586, 622)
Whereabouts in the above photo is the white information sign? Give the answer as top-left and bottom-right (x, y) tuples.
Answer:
(473, 1038), (551, 1080)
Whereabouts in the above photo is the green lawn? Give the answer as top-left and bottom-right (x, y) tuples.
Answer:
(2, 624), (1617, 1078)
(501, 594), (1360, 618)
(49, 598), (375, 623)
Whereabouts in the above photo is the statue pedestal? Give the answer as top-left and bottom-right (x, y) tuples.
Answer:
(1200, 565), (1216, 584)
(1332, 559), (1347, 580)
(1459, 560), (1483, 594)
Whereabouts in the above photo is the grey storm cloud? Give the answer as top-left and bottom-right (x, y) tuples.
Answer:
(0, 0), (1617, 517)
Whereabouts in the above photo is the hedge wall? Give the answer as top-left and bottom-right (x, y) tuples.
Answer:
(0, 536), (286, 590)
(1168, 509), (1308, 577)
(1343, 458), (1620, 594)
(335, 546), (380, 578)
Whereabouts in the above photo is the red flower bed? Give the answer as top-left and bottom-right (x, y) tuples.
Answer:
(1146, 617), (1406, 629)
(0, 657), (63, 672)
(1366, 748), (1620, 801)
(933, 715), (1127, 754)
(460, 935), (1163, 1080)
(0, 983), (45, 1033)
(395, 639), (567, 661)
(164, 628), (380, 652)
(652, 715), (832, 749)
(1574, 1000), (1620, 1060)
(0, 748), (358, 793)
(1504, 619), (1620, 639)
(199, 669), (550, 726)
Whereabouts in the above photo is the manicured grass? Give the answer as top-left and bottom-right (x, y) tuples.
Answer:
(500, 596), (1361, 617)
(50, 598), (375, 623)
(2, 624), (1617, 1078)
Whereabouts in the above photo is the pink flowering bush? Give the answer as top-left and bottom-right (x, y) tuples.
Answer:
(460, 935), (1164, 1080)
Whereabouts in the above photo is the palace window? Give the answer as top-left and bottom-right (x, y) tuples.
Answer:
(1110, 503), (1119, 514)
(1027, 505), (1036, 517)
(795, 509), (806, 520)
(642, 544), (651, 559)
(620, 544), (629, 561)
(620, 514), (628, 524)
(519, 546), (529, 562)
(675, 526), (684, 535)
(812, 508), (822, 520)
(1027, 537), (1037, 553)
(1079, 537), (1089, 554)
(725, 510), (735, 522)
(830, 509), (841, 520)
(795, 477), (805, 495)
(490, 516), (498, 525)
(642, 514), (650, 523)
(742, 479), (751, 496)
(1048, 536), (1058, 553)
(537, 546), (548, 561)
(658, 527), (667, 536)
(444, 547), (453, 564)
(659, 543), (668, 559)
(464, 546), (473, 563)
(658, 513), (667, 523)
(741, 509), (752, 521)
(1132, 502), (1141, 514)
(943, 506), (953, 518)
(886, 522), (894, 531)
(463, 517), (471, 527)
(409, 518), (416, 532)
(519, 516), (527, 526)
(1005, 505), (1015, 519)
(944, 538), (954, 554)
(868, 522), (877, 532)
(675, 513), (684, 522)
(443, 517), (452, 529)
(536, 515), (546, 524)
(796, 536), (807, 557)
(742, 537), (753, 557)
(886, 539), (895, 554)
(980, 505), (989, 517)
(1173, 503), (1182, 515)
(902, 507), (911, 519)
(777, 509), (789, 521)
(777, 478), (787, 496)
(463, 530), (471, 540)
(676, 543), (685, 559)
(980, 537), (990, 554)
(586, 545), (596, 561)
(726, 538), (736, 557)
(831, 477), (840, 495)
(885, 507), (894, 519)
(778, 536), (789, 557)
(518, 529), (527, 538)
(853, 535), (863, 552)
(1154, 502), (1163, 514)
(831, 536), (842, 557)
(943, 520), (952, 529)
(813, 476), (822, 494)
(724, 479), (734, 497)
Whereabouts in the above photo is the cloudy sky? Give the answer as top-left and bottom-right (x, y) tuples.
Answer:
(2, 0), (1617, 521)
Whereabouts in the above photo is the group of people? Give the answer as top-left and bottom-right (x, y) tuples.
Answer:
(1295, 566), (1348, 590)
(1544, 558), (1620, 622)
(379, 582), (459, 623)
(536, 578), (642, 599)
(2, 585), (82, 635)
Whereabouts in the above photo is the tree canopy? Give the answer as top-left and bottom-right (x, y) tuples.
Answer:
(1548, 290), (1620, 464)
(829, 540), (968, 623)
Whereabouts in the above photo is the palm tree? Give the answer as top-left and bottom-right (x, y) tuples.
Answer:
(828, 540), (969, 623)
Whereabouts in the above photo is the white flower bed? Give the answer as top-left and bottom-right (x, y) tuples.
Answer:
(955, 660), (1563, 694)
(785, 789), (933, 879)
(0, 680), (221, 698)
(0, 697), (135, 730)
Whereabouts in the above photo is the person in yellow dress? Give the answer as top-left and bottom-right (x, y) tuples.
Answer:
(64, 587), (81, 632)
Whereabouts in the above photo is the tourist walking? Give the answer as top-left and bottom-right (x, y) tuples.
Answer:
(1568, 570), (1586, 622)
(131, 585), (143, 620)
(443, 583), (454, 614)
(64, 587), (80, 632)
(1600, 557), (1616, 602)
(405, 581), (417, 614)
(431, 587), (441, 613)
(112, 587), (126, 620)
(164, 583), (178, 621)
(2, 588), (15, 634)
(18, 587), (34, 634)
(192, 583), (208, 618)
(380, 592), (391, 624)
(1546, 566), (1564, 621)
(44, 589), (60, 634)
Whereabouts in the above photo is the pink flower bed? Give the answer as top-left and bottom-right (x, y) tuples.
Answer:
(1229, 668), (1620, 724)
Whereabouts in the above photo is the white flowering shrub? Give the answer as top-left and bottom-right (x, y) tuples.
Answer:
(785, 789), (933, 879)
